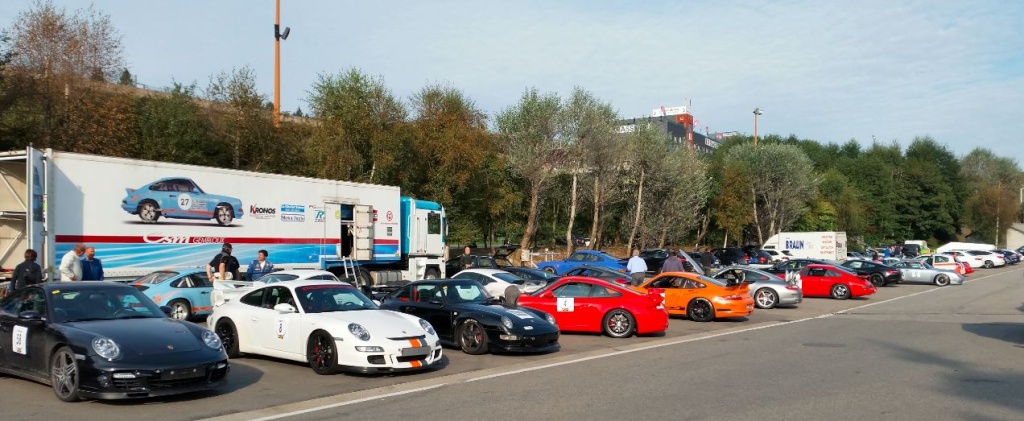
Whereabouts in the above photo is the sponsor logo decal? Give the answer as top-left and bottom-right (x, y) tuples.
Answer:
(280, 204), (305, 213)
(250, 205), (277, 219)
(386, 210), (394, 222)
(281, 214), (305, 222)
(143, 234), (224, 244)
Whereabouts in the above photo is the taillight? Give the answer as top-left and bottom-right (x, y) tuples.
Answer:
(886, 270), (899, 276)
(719, 295), (744, 301)
(785, 285), (799, 291)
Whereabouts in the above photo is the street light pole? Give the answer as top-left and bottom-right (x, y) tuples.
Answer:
(273, 0), (290, 128)
(753, 108), (763, 148)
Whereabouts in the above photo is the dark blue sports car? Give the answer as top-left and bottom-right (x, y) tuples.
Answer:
(121, 177), (243, 226)
(536, 250), (627, 276)
(0, 282), (228, 401)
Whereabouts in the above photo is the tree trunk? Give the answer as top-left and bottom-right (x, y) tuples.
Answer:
(589, 175), (601, 249)
(519, 183), (542, 264)
(752, 187), (764, 245)
(565, 171), (579, 254)
(627, 167), (645, 253)
(695, 212), (710, 248)
(659, 224), (669, 248)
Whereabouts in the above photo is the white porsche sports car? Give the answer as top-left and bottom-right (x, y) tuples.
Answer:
(209, 280), (442, 374)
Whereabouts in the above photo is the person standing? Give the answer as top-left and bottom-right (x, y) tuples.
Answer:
(246, 250), (275, 281)
(626, 249), (648, 286)
(700, 247), (715, 273)
(10, 249), (43, 292)
(80, 246), (104, 281)
(207, 243), (240, 281)
(59, 243), (85, 281)
(459, 246), (473, 269)
(661, 252), (685, 273)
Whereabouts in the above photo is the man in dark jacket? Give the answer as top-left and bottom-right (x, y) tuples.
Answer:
(661, 253), (685, 273)
(700, 247), (715, 273)
(207, 243), (241, 281)
(81, 246), (104, 281)
(11, 249), (43, 291)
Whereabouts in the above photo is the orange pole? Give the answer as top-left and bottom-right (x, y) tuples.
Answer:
(273, 0), (281, 128)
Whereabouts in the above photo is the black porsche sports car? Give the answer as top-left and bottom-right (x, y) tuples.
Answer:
(0, 282), (228, 401)
(379, 279), (560, 355)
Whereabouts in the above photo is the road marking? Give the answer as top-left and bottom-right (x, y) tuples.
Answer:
(203, 267), (1017, 421)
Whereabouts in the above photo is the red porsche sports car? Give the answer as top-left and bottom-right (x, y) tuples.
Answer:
(798, 264), (877, 299)
(517, 276), (669, 338)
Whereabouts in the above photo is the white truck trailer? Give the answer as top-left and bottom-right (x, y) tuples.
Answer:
(0, 148), (447, 284)
(762, 231), (848, 262)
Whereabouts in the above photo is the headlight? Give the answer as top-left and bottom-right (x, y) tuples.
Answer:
(501, 316), (514, 330)
(348, 323), (371, 341)
(91, 337), (121, 360)
(545, 313), (557, 325)
(202, 330), (223, 350)
(419, 319), (436, 336)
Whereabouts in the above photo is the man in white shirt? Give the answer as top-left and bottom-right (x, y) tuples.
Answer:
(626, 249), (648, 286)
(60, 243), (86, 281)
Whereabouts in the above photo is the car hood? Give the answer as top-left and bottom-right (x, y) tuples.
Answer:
(63, 318), (204, 356)
(311, 310), (426, 338)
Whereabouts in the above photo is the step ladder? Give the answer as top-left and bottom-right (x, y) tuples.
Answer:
(340, 256), (358, 285)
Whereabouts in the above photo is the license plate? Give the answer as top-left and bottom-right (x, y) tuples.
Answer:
(400, 346), (430, 356)
(161, 366), (204, 380)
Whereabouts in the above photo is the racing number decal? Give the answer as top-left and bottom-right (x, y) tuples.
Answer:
(12, 325), (28, 355)
(557, 297), (574, 312)
(909, 270), (921, 278)
(275, 317), (288, 339)
(177, 193), (192, 210)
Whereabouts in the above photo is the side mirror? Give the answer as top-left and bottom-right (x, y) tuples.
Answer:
(429, 298), (444, 306)
(19, 310), (43, 322)
(160, 306), (173, 316)
(274, 303), (297, 313)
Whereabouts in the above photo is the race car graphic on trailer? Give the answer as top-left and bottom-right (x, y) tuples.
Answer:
(121, 177), (244, 226)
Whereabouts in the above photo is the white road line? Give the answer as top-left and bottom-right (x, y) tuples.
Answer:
(204, 267), (1018, 421)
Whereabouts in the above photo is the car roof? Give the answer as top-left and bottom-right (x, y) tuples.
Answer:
(41, 281), (136, 292)
(263, 280), (354, 289)
(458, 268), (512, 275)
(268, 269), (335, 277)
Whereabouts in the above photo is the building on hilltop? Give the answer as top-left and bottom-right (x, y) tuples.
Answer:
(616, 105), (727, 154)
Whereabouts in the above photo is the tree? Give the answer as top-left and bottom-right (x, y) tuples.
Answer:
(206, 66), (275, 171)
(726, 143), (818, 243)
(407, 84), (492, 244)
(712, 161), (753, 246)
(557, 87), (617, 253)
(118, 68), (133, 86)
(9, 0), (125, 81)
(496, 88), (561, 259)
(134, 83), (222, 166)
(959, 148), (1023, 244)
(305, 69), (407, 182)
(624, 120), (669, 251)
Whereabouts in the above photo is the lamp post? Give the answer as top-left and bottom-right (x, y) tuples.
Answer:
(273, 0), (291, 128)
(753, 108), (763, 147)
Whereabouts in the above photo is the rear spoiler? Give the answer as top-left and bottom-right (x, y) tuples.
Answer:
(211, 279), (254, 307)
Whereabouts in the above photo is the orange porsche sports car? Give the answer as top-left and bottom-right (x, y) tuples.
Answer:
(632, 272), (754, 322)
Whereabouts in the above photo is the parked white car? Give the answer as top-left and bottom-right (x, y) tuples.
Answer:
(209, 280), (442, 374)
(451, 268), (545, 294)
(951, 250), (1006, 268)
(211, 269), (344, 307)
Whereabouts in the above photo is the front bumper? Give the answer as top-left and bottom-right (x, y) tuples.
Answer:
(487, 329), (560, 353)
(336, 336), (443, 373)
(78, 356), (228, 400)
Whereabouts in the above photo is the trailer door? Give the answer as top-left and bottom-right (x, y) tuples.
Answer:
(353, 205), (374, 261)
(323, 202), (344, 258)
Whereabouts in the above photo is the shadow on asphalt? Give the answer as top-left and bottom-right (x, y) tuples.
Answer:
(234, 353), (451, 378)
(96, 362), (264, 406)
(962, 323), (1024, 348)
(876, 338), (1024, 416)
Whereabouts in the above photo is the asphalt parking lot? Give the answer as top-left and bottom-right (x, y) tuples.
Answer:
(2, 265), (1020, 420)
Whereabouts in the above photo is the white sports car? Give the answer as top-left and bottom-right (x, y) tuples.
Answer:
(209, 280), (442, 374)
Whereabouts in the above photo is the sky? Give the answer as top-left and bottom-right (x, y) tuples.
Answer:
(2, 0), (1023, 165)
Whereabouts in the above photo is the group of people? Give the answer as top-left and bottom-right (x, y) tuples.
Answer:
(626, 248), (716, 286)
(5, 243), (104, 294)
(205, 242), (276, 282)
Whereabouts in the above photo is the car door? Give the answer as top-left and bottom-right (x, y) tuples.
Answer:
(647, 276), (686, 312)
(579, 282), (624, 331)
(235, 287), (270, 351)
(0, 288), (49, 375)
(187, 273), (214, 313)
(549, 282), (597, 330)
(800, 268), (828, 296)
(397, 284), (454, 341)
(0, 289), (29, 368)
(260, 286), (303, 355)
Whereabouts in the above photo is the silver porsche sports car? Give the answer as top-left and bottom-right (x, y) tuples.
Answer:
(714, 266), (803, 309)
(891, 260), (963, 286)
